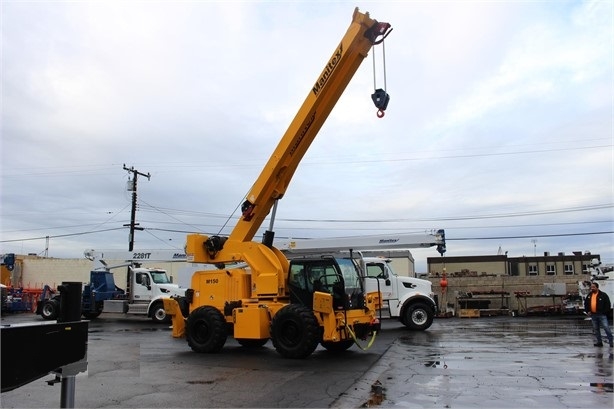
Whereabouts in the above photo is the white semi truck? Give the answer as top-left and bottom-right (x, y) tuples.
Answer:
(362, 256), (439, 330)
(275, 230), (446, 330)
(37, 250), (188, 323)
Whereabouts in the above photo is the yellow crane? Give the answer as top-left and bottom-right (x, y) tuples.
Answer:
(165, 8), (392, 358)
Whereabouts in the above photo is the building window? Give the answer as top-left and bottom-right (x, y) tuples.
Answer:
(582, 263), (590, 273)
(546, 264), (556, 275)
(564, 264), (574, 275)
(528, 264), (538, 276)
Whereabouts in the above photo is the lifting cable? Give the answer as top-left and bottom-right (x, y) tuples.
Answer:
(371, 38), (390, 118)
(343, 320), (378, 351)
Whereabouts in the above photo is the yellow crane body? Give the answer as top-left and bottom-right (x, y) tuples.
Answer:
(167, 8), (392, 359)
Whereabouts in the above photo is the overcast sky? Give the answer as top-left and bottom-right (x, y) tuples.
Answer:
(1, 0), (612, 272)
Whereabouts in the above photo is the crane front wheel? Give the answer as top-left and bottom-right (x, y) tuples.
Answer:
(270, 304), (319, 359)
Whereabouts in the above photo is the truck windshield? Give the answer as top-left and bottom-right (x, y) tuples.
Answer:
(150, 270), (171, 284)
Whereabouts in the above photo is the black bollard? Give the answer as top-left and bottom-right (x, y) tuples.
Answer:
(57, 282), (82, 323)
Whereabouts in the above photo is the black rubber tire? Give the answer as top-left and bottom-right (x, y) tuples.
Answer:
(270, 304), (320, 359)
(404, 301), (434, 331)
(82, 311), (102, 319)
(150, 301), (170, 324)
(237, 338), (269, 348)
(186, 306), (227, 353)
(321, 340), (354, 352)
(40, 299), (60, 320)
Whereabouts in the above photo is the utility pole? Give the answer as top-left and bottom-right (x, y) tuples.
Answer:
(123, 164), (150, 251)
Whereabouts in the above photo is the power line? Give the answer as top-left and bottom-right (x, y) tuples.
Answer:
(133, 202), (613, 224)
(2, 142), (610, 178)
(0, 227), (126, 243)
(449, 231), (613, 241)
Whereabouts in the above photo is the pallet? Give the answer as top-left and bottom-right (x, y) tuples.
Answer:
(459, 309), (480, 318)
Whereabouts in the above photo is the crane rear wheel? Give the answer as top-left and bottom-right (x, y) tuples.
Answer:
(186, 306), (227, 353)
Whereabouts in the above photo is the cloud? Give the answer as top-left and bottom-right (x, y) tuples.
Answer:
(1, 1), (612, 271)
(435, 0), (611, 131)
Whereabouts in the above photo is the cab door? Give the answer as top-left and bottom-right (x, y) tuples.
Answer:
(131, 272), (153, 302)
(365, 262), (394, 300)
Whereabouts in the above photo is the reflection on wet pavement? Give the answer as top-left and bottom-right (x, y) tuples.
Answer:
(336, 316), (613, 408)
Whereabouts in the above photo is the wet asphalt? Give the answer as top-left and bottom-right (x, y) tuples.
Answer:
(1, 313), (612, 408)
(333, 316), (613, 408)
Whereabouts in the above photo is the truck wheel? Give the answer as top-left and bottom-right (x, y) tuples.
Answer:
(40, 299), (60, 320)
(82, 311), (102, 319)
(237, 338), (268, 348)
(270, 304), (319, 359)
(150, 301), (170, 324)
(321, 340), (354, 352)
(404, 302), (434, 331)
(186, 306), (227, 353)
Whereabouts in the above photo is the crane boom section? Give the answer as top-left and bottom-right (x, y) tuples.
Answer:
(275, 231), (446, 255)
(227, 8), (391, 244)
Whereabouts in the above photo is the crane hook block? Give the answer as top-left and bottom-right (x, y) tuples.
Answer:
(371, 88), (390, 117)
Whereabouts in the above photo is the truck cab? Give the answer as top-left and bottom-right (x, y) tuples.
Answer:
(100, 266), (185, 322)
(363, 257), (437, 330)
(132, 268), (175, 301)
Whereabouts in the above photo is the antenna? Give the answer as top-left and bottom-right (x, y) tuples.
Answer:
(531, 239), (537, 257)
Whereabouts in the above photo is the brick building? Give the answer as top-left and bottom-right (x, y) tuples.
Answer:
(427, 251), (599, 277)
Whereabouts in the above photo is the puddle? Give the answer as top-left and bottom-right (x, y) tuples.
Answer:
(423, 353), (447, 368)
(360, 380), (385, 407)
(116, 327), (162, 332)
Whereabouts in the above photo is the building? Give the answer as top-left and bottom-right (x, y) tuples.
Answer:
(427, 251), (599, 277)
(425, 251), (601, 316)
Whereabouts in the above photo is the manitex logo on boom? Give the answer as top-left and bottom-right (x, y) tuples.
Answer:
(289, 111), (316, 156)
(312, 43), (343, 96)
(378, 239), (399, 244)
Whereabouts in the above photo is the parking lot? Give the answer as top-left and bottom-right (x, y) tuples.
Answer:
(334, 315), (613, 408)
(1, 313), (612, 408)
